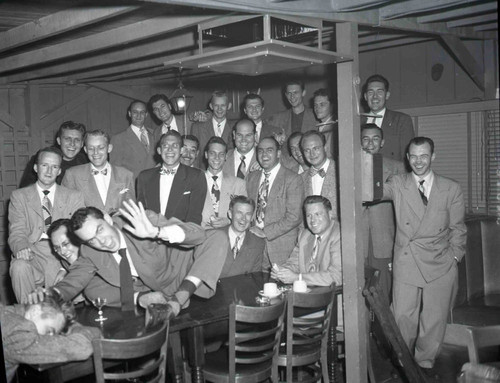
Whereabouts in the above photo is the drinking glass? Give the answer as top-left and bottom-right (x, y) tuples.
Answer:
(92, 297), (107, 322)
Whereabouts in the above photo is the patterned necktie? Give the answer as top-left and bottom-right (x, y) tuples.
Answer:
(118, 248), (135, 311)
(42, 190), (52, 232)
(307, 235), (321, 273)
(418, 180), (428, 206)
(211, 175), (220, 216)
(310, 167), (326, 178)
(237, 155), (246, 179)
(232, 236), (241, 258)
(216, 122), (222, 137)
(256, 172), (271, 225)
(140, 127), (149, 151)
(92, 168), (108, 176)
(159, 167), (176, 176)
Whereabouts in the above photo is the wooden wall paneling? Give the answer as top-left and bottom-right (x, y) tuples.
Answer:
(426, 41), (456, 104)
(454, 40), (485, 102)
(399, 43), (427, 107)
(108, 93), (131, 136)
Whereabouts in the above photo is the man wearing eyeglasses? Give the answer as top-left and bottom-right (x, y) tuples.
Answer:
(360, 124), (406, 300)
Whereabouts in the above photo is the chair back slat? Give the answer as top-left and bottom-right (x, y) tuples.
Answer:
(466, 325), (500, 364)
(227, 300), (286, 382)
(92, 320), (169, 383)
(283, 286), (336, 382)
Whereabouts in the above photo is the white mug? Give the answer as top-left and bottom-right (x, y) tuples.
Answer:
(263, 282), (279, 297)
(293, 279), (307, 293)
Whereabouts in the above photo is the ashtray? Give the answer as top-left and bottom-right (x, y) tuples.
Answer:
(255, 296), (271, 305)
(258, 290), (282, 299)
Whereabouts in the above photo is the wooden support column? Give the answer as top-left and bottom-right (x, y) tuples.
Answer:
(336, 22), (367, 383)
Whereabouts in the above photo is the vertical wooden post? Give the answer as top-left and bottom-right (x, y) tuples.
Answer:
(336, 22), (367, 383)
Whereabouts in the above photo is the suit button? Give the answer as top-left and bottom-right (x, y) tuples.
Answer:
(406, 222), (410, 225)
(404, 252), (408, 255)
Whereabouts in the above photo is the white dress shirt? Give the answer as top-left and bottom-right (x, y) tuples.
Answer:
(159, 164), (180, 215)
(36, 182), (56, 240)
(162, 117), (179, 133)
(91, 162), (111, 205)
(233, 147), (255, 177)
(255, 121), (262, 142)
(311, 158), (330, 195)
(413, 170), (434, 199)
(130, 124), (149, 146)
(213, 118), (226, 137)
(367, 108), (386, 128)
(228, 226), (246, 258)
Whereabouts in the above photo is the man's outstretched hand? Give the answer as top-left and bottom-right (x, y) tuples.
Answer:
(119, 200), (157, 239)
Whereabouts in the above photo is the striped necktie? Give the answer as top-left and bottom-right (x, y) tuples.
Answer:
(237, 155), (246, 179)
(42, 190), (52, 232)
(418, 180), (428, 206)
(140, 127), (149, 151)
(211, 175), (220, 216)
(307, 235), (321, 273)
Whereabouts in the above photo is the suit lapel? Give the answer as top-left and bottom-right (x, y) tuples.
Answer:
(304, 169), (313, 195)
(381, 109), (394, 130)
(403, 173), (426, 220)
(165, 164), (187, 217)
(27, 185), (43, 218)
(321, 165), (335, 196)
(52, 185), (68, 218)
(268, 166), (284, 202)
(84, 164), (105, 209)
(148, 170), (161, 214)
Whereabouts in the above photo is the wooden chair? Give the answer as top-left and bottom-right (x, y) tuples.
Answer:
(277, 285), (336, 383)
(362, 268), (429, 383)
(92, 320), (169, 383)
(203, 300), (286, 383)
(457, 325), (500, 383)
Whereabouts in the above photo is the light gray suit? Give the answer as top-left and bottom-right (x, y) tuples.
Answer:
(110, 126), (156, 179)
(202, 171), (247, 226)
(247, 165), (304, 266)
(62, 163), (135, 215)
(8, 184), (84, 302)
(384, 172), (466, 367)
(301, 159), (338, 219)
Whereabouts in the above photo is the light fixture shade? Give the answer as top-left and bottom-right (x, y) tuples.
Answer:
(170, 82), (193, 114)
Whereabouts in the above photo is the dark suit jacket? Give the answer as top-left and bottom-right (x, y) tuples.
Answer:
(362, 109), (414, 162)
(190, 118), (236, 168)
(219, 227), (266, 278)
(301, 159), (338, 219)
(258, 120), (281, 142)
(136, 163), (207, 224)
(362, 157), (406, 259)
(246, 165), (304, 265)
(265, 107), (317, 137)
(384, 172), (466, 285)
(222, 149), (258, 180)
(62, 163), (135, 215)
(110, 126), (156, 179)
(8, 184), (84, 255)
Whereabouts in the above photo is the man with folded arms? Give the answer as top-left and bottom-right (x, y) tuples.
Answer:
(28, 200), (228, 320)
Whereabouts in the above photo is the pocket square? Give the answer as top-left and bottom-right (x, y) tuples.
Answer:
(119, 188), (130, 194)
(183, 191), (191, 195)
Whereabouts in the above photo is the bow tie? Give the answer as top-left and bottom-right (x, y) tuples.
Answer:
(310, 167), (326, 178)
(159, 167), (176, 176)
(92, 169), (108, 176)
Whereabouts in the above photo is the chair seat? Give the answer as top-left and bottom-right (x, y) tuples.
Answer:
(204, 347), (273, 383)
(277, 343), (322, 366)
(451, 295), (500, 326)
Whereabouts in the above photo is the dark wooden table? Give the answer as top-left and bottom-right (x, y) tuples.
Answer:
(25, 272), (340, 383)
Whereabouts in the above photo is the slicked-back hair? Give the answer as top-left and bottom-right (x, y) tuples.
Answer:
(408, 136), (435, 155)
(182, 134), (200, 150)
(287, 131), (303, 153)
(229, 195), (256, 212)
(361, 123), (384, 139)
(148, 94), (171, 111)
(205, 136), (228, 153)
(243, 93), (265, 108)
(128, 99), (147, 113)
(365, 74), (390, 91)
(300, 130), (326, 148)
(48, 218), (80, 249)
(233, 118), (256, 133)
(35, 146), (63, 165)
(57, 121), (86, 140)
(70, 206), (104, 232)
(284, 79), (305, 91)
(159, 130), (183, 146)
(313, 88), (332, 102)
(259, 136), (281, 151)
(210, 90), (229, 104)
(303, 195), (332, 212)
(84, 129), (110, 145)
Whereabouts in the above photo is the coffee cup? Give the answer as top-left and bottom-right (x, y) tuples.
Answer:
(263, 282), (279, 297)
(293, 279), (307, 293)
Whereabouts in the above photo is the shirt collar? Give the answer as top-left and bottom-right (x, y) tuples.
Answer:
(228, 225), (246, 245)
(213, 117), (226, 126)
(235, 146), (255, 160)
(374, 108), (386, 117)
(36, 182), (56, 195)
(90, 162), (110, 173)
(130, 124), (146, 133)
(263, 162), (280, 178)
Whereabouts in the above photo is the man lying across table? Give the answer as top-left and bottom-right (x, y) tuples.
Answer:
(1, 294), (100, 382)
(27, 200), (228, 320)
(271, 195), (342, 286)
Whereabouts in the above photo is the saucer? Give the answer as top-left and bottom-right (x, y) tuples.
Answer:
(258, 290), (282, 299)
(293, 288), (312, 293)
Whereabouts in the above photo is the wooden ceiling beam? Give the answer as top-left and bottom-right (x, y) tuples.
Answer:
(379, 0), (486, 21)
(447, 13), (498, 28)
(0, 5), (141, 54)
(417, 2), (497, 24)
(0, 14), (215, 75)
(440, 34), (485, 91)
(359, 37), (433, 52)
(473, 22), (498, 32)
(2, 33), (197, 84)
